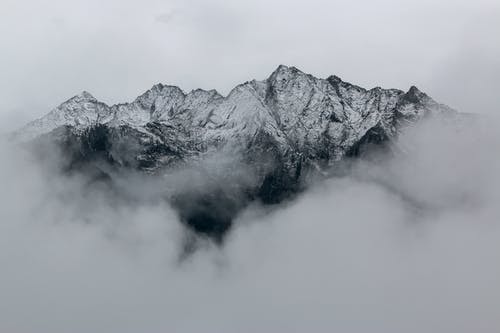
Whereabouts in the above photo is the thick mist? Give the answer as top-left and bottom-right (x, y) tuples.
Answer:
(1, 116), (500, 333)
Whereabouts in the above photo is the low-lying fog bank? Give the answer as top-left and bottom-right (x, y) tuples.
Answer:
(1, 117), (499, 333)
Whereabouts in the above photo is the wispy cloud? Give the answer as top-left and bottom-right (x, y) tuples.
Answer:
(0, 116), (499, 332)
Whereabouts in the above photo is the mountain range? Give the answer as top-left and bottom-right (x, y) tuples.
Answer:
(14, 65), (457, 240)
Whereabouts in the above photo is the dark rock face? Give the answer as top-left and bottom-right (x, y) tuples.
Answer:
(346, 123), (392, 158)
(172, 188), (246, 243)
(15, 65), (458, 240)
(47, 124), (307, 240)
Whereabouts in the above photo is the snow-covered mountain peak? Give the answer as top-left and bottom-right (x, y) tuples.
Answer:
(327, 74), (343, 83)
(269, 64), (303, 78)
(77, 90), (97, 101)
(403, 85), (427, 103)
(14, 66), (457, 150)
(11, 67), (461, 238)
(267, 64), (316, 87)
(60, 91), (99, 104)
(135, 84), (185, 106)
(188, 88), (222, 98)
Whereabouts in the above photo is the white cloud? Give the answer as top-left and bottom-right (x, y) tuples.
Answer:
(0, 116), (500, 332)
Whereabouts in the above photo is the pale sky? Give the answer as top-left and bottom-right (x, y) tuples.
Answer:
(0, 0), (499, 129)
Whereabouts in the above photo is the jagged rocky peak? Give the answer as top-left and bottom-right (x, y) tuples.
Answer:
(76, 90), (97, 101)
(402, 85), (427, 103)
(14, 64), (458, 149)
(135, 84), (185, 112)
(55, 91), (97, 105)
(268, 64), (304, 80)
(267, 65), (317, 92)
(12, 65), (459, 240)
(59, 91), (100, 109)
(183, 88), (224, 109)
(326, 74), (368, 92)
(187, 88), (222, 99)
(15, 65), (458, 147)
(327, 74), (343, 83)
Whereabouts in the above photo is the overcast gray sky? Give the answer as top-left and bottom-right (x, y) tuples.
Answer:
(0, 0), (499, 128)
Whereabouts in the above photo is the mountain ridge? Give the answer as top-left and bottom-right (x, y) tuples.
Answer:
(13, 65), (458, 240)
(16, 65), (454, 143)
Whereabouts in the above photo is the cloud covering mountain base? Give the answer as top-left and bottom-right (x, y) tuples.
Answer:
(1, 116), (500, 333)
